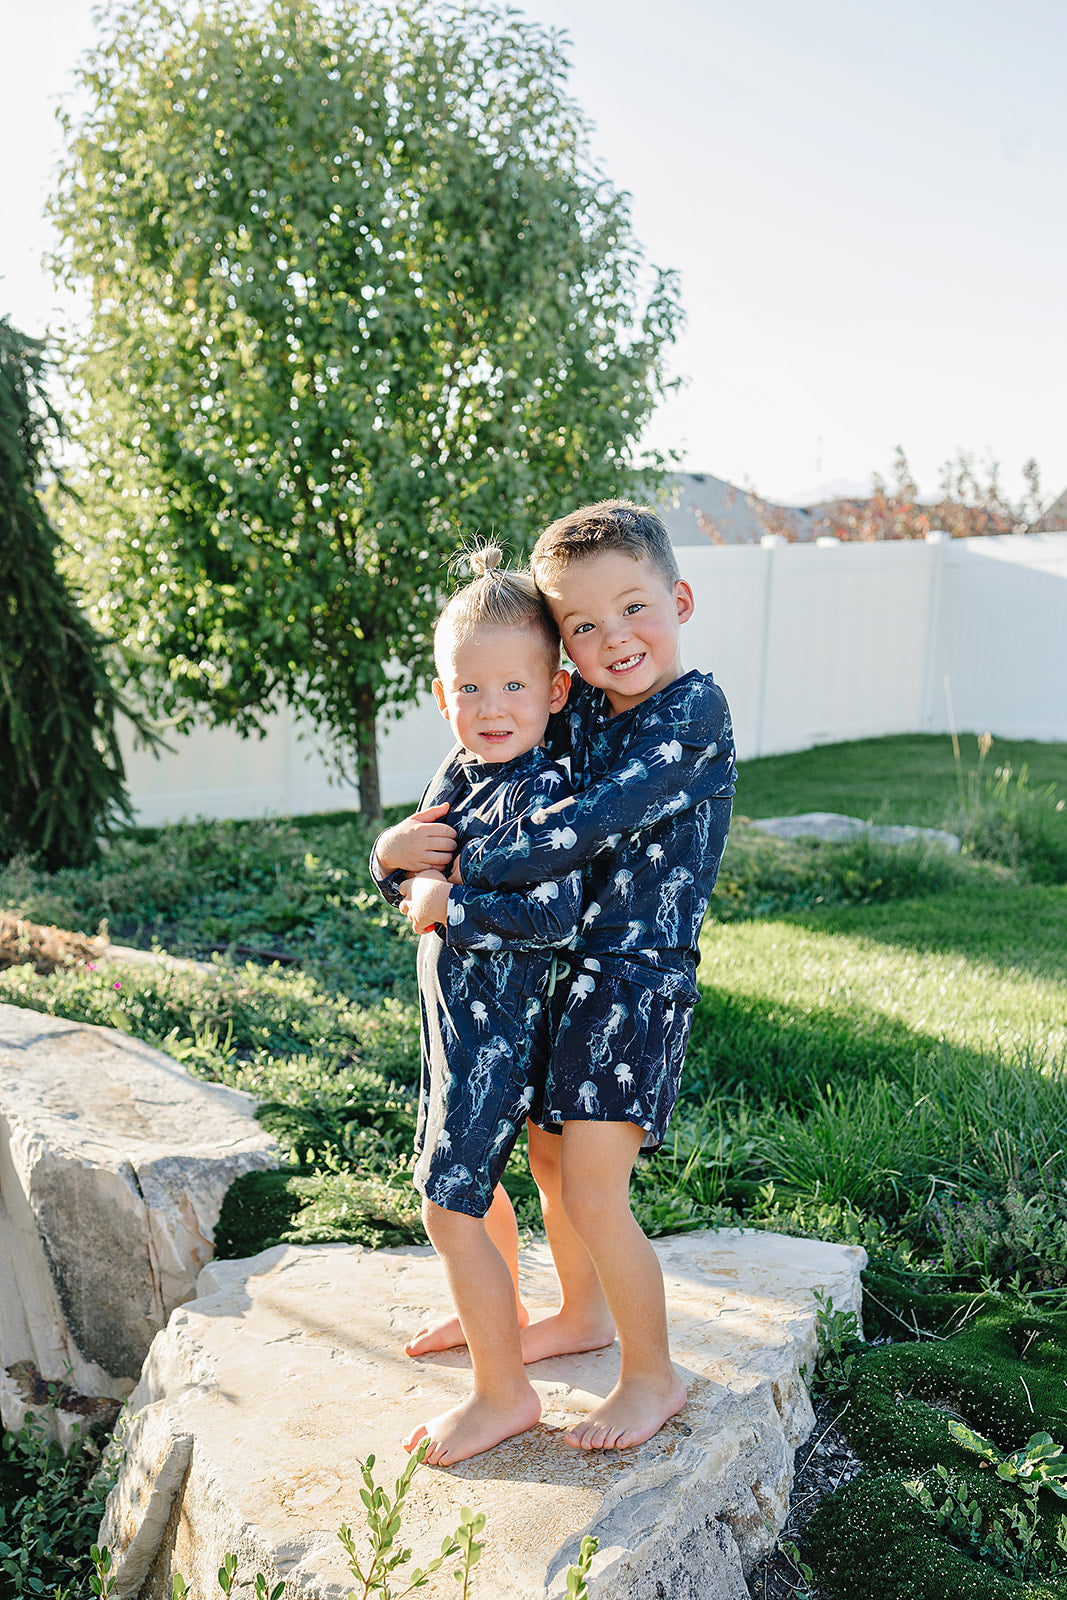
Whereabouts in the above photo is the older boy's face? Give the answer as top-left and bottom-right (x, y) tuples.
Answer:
(539, 552), (694, 715)
(431, 625), (569, 762)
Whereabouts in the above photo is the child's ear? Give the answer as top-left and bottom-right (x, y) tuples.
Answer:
(431, 679), (449, 719)
(674, 580), (695, 625)
(549, 668), (571, 713)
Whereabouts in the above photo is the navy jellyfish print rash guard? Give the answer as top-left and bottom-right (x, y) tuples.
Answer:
(458, 669), (736, 1004)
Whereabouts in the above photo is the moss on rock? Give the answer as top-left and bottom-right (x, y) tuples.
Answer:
(804, 1308), (1067, 1600)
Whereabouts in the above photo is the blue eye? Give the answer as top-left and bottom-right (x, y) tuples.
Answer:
(505, 681), (524, 691)
(572, 622), (593, 635)
(624, 602), (644, 615)
(459, 684), (478, 694)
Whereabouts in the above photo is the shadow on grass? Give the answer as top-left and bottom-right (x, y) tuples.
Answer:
(682, 980), (1067, 1211)
(685, 984), (957, 1110)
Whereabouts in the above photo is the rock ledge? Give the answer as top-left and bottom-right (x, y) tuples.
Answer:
(103, 1229), (865, 1599)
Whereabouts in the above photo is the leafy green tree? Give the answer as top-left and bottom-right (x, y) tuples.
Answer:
(53, 0), (681, 817)
(0, 317), (144, 869)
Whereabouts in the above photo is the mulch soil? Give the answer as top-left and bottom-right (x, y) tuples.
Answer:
(747, 1394), (864, 1600)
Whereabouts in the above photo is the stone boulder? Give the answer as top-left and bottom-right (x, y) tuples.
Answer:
(0, 1003), (277, 1439)
(748, 812), (960, 851)
(102, 1229), (865, 1599)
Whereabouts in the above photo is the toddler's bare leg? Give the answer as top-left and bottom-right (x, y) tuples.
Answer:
(403, 1199), (540, 1465)
(557, 1121), (685, 1449)
(518, 1124), (616, 1363)
(405, 1183), (529, 1355)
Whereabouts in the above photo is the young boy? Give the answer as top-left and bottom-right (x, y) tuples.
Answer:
(452, 500), (735, 1451)
(370, 547), (582, 1466)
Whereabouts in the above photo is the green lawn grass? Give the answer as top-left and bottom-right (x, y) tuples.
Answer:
(736, 731), (1067, 825)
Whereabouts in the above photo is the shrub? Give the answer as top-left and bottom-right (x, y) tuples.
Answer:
(928, 1187), (1067, 1291)
(0, 1413), (117, 1597)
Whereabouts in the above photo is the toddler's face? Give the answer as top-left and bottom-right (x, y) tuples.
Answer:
(538, 551), (693, 714)
(432, 625), (569, 763)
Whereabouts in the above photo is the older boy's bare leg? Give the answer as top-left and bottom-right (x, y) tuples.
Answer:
(558, 1121), (686, 1449)
(403, 1199), (540, 1465)
(519, 1124), (616, 1363)
(405, 1183), (529, 1355)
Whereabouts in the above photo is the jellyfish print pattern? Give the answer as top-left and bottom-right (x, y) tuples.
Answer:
(634, 983), (656, 1036)
(435, 1066), (457, 1120)
(489, 950), (514, 1001)
(654, 865), (695, 946)
(590, 1001), (629, 1071)
(639, 789), (690, 828)
(433, 1164), (474, 1208)
(465, 1035), (510, 1129)
(490, 1118), (515, 1154)
(446, 957), (476, 1014)
(577, 1080), (599, 1114)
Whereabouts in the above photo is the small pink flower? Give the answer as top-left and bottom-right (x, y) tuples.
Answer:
(86, 963), (97, 971)
(113, 981), (122, 991)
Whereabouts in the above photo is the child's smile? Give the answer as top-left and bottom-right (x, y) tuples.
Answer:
(540, 551), (694, 714)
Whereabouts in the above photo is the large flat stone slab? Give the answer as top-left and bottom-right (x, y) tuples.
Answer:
(0, 1002), (277, 1433)
(103, 1230), (865, 1599)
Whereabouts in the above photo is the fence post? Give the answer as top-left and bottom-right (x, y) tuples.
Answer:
(920, 530), (948, 731)
(754, 535), (785, 758)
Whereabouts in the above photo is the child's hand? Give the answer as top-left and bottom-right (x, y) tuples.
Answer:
(376, 803), (457, 874)
(401, 870), (451, 935)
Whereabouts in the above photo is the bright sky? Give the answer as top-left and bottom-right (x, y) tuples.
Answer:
(5, 0), (1065, 506)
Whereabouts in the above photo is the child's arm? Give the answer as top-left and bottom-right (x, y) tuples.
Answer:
(404, 867), (583, 951)
(457, 689), (735, 892)
(369, 746), (463, 907)
(403, 764), (583, 946)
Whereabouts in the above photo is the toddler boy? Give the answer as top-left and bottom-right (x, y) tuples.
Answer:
(371, 547), (581, 1465)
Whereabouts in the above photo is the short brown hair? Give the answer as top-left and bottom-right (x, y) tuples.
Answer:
(435, 545), (560, 671)
(531, 500), (680, 589)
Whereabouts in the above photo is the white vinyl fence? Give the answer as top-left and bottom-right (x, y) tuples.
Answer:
(119, 531), (1067, 824)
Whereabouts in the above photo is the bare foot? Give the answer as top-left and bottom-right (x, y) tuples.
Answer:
(565, 1371), (687, 1450)
(402, 1386), (542, 1465)
(405, 1303), (530, 1358)
(520, 1309), (617, 1364)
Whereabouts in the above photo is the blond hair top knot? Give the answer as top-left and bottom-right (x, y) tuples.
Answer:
(467, 543), (504, 578)
(435, 543), (561, 672)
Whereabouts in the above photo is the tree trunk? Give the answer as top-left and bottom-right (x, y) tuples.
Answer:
(353, 685), (382, 821)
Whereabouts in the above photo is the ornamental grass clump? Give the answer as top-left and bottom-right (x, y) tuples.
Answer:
(950, 759), (1067, 886)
